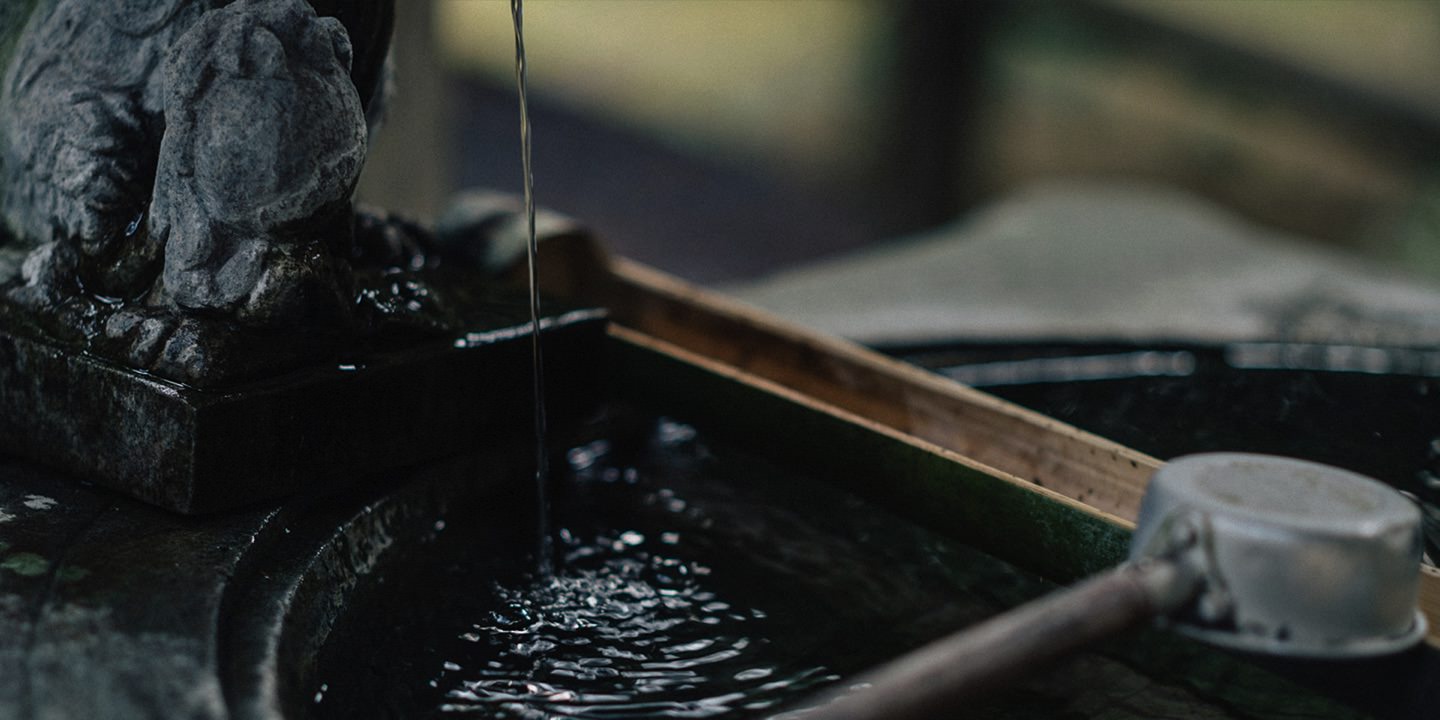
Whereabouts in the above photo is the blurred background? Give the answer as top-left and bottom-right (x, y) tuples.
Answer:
(358, 0), (1440, 285)
(354, 0), (1440, 574)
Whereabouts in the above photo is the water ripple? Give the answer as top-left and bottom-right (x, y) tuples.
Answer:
(435, 527), (835, 718)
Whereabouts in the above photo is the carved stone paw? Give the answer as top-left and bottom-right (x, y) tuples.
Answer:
(97, 306), (306, 388)
(231, 239), (352, 330)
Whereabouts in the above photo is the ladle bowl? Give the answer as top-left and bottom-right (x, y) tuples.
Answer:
(1133, 453), (1426, 658)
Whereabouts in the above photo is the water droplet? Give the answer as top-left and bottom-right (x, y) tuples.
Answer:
(125, 210), (144, 237)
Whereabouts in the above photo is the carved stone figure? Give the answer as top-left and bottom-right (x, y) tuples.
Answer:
(0, 0), (418, 385)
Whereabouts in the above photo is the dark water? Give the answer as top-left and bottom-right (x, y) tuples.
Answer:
(432, 521), (838, 718)
(311, 410), (1011, 718)
(432, 417), (847, 717)
(310, 407), (1357, 720)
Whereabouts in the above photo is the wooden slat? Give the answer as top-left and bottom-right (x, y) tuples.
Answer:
(536, 237), (1159, 517)
(608, 326), (1134, 583)
(537, 234), (1440, 646)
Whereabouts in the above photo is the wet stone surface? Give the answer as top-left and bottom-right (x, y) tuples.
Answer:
(0, 294), (607, 514)
(0, 438), (529, 720)
(0, 460), (264, 720)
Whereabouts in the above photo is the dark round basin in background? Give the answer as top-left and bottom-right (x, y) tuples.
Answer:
(892, 341), (1440, 578)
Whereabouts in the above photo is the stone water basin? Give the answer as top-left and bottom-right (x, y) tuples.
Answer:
(0, 324), (1379, 720)
(307, 399), (1360, 720)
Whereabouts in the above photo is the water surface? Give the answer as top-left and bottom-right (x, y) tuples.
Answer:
(311, 407), (1356, 719)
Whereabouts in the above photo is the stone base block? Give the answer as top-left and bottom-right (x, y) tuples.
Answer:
(0, 306), (607, 514)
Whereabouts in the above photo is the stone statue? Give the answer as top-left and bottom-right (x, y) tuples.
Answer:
(0, 0), (490, 386)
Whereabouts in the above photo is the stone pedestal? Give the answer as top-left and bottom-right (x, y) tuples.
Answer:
(0, 301), (607, 514)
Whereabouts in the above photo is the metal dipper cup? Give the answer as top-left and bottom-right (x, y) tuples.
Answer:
(806, 453), (1428, 720)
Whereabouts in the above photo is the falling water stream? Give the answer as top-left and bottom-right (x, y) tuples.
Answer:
(512, 0), (552, 576)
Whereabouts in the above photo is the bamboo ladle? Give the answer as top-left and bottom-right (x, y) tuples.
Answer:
(806, 453), (1428, 720)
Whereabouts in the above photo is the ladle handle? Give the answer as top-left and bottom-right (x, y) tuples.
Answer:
(804, 559), (1197, 720)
